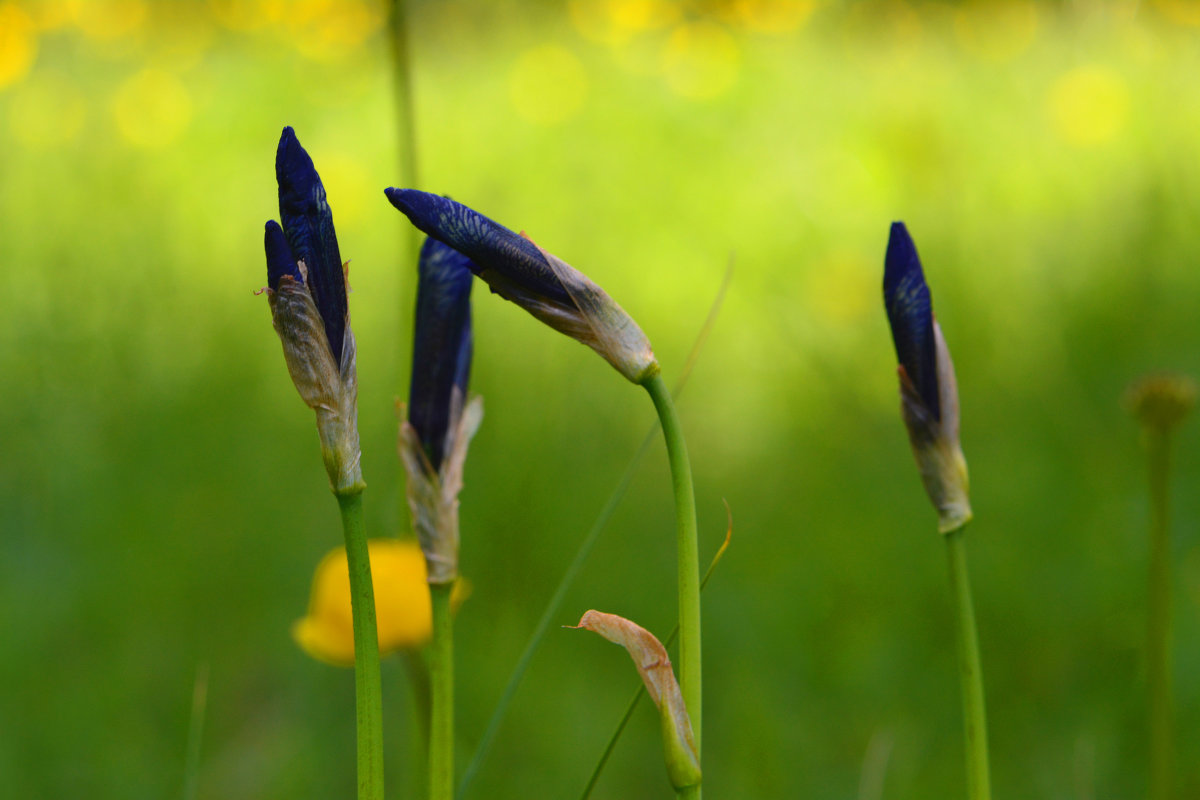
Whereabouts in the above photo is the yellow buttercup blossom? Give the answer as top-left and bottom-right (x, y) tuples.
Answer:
(293, 538), (462, 667)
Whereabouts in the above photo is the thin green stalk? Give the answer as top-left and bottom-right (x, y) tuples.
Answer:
(1146, 428), (1173, 800)
(181, 662), (208, 800)
(643, 372), (702, 793)
(429, 581), (456, 800)
(944, 525), (991, 800)
(337, 491), (385, 800)
(402, 648), (433, 798)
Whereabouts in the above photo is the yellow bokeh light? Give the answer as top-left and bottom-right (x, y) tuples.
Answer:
(0, 3), (38, 89)
(1153, 0), (1200, 25)
(954, 0), (1038, 62)
(26, 0), (74, 30)
(288, 0), (385, 63)
(804, 250), (874, 327)
(509, 45), (589, 126)
(569, 0), (680, 45)
(69, 0), (147, 41)
(206, 0), (284, 30)
(111, 68), (193, 148)
(727, 0), (816, 34)
(661, 21), (740, 100)
(8, 70), (86, 148)
(1047, 65), (1130, 147)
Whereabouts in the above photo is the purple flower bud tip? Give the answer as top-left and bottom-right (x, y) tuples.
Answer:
(275, 127), (347, 366)
(384, 188), (571, 306)
(883, 221), (940, 421)
(409, 237), (475, 471)
(265, 220), (302, 290)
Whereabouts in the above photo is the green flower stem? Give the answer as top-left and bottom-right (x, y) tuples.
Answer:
(1146, 427), (1174, 800)
(336, 490), (385, 800)
(429, 581), (455, 800)
(643, 371), (702, 795)
(944, 525), (991, 800)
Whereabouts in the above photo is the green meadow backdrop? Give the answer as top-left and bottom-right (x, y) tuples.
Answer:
(2, 1), (1199, 797)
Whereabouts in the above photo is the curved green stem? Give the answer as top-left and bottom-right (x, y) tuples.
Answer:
(336, 491), (385, 800)
(643, 372), (702, 791)
(1146, 428), (1174, 800)
(429, 581), (455, 800)
(944, 525), (990, 800)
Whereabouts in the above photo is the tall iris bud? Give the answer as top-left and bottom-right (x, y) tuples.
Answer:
(883, 222), (971, 534)
(384, 189), (658, 384)
(399, 237), (482, 585)
(264, 127), (363, 495)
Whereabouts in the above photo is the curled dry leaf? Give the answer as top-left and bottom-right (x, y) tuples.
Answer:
(573, 610), (701, 789)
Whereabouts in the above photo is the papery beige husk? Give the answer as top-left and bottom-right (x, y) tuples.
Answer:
(471, 239), (658, 384)
(399, 390), (483, 585)
(574, 610), (701, 790)
(899, 320), (971, 534)
(268, 273), (363, 494)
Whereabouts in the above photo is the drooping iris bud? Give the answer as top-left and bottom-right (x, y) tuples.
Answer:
(384, 189), (658, 384)
(263, 126), (363, 495)
(398, 237), (482, 584)
(883, 222), (971, 534)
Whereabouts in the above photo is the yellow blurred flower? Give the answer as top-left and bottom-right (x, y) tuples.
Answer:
(0, 3), (38, 89)
(293, 538), (464, 667)
(1047, 65), (1129, 147)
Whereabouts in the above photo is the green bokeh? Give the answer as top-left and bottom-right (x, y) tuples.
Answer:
(2, 1), (1198, 798)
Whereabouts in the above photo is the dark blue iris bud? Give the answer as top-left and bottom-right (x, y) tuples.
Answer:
(265, 220), (302, 289)
(409, 237), (475, 471)
(262, 127), (362, 495)
(384, 189), (571, 305)
(882, 221), (971, 534)
(385, 188), (658, 384)
(275, 126), (348, 366)
(883, 221), (940, 422)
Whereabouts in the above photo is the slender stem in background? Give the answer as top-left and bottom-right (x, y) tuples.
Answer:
(456, 262), (731, 800)
(429, 581), (456, 800)
(337, 491), (385, 800)
(401, 648), (433, 798)
(944, 525), (991, 800)
(643, 371), (702, 797)
(388, 0), (419, 194)
(1146, 427), (1173, 800)
(181, 662), (209, 800)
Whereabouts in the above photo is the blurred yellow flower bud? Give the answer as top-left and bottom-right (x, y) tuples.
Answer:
(293, 539), (465, 667)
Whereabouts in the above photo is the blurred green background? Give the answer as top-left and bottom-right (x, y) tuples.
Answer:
(3, 0), (1199, 797)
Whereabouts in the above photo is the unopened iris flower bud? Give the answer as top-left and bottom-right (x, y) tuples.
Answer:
(883, 222), (971, 534)
(263, 127), (363, 494)
(384, 189), (658, 384)
(399, 237), (482, 585)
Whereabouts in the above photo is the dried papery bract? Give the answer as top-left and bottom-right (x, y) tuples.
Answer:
(883, 221), (971, 534)
(573, 610), (701, 790)
(384, 189), (659, 384)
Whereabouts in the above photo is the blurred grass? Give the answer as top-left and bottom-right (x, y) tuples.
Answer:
(2, 0), (1199, 798)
